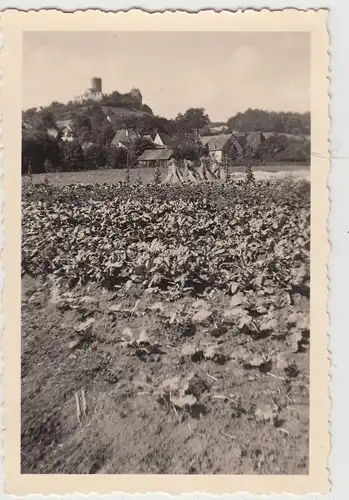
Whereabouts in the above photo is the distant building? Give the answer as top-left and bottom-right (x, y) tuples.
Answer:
(46, 119), (75, 142)
(201, 131), (266, 161)
(111, 128), (140, 148)
(75, 77), (104, 104)
(91, 77), (102, 93)
(141, 131), (172, 149)
(212, 125), (228, 133)
(138, 148), (173, 168)
(56, 119), (75, 142)
(201, 133), (234, 162)
(245, 131), (266, 150)
(152, 132), (173, 148)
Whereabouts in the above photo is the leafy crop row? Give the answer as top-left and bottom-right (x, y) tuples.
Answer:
(22, 179), (310, 300)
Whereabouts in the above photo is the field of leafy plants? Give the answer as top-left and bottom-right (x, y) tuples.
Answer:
(21, 177), (311, 475)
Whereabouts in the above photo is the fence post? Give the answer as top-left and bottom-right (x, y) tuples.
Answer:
(44, 159), (51, 185)
(153, 160), (161, 184)
(125, 150), (131, 184)
(222, 156), (228, 182)
(28, 160), (33, 184)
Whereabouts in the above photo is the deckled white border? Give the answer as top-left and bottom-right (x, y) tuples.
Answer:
(1, 1), (348, 499)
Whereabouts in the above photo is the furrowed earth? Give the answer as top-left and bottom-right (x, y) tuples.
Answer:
(21, 178), (310, 475)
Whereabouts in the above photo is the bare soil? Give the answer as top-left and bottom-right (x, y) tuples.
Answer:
(21, 274), (309, 475)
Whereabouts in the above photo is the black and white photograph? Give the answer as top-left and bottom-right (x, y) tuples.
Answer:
(20, 27), (313, 476)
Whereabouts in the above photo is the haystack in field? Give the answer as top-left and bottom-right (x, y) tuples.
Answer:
(165, 157), (223, 184)
(210, 158), (221, 176)
(182, 159), (201, 183)
(165, 159), (186, 184)
(197, 159), (219, 181)
(219, 167), (227, 181)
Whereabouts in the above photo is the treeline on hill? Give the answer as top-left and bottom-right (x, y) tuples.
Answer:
(23, 88), (152, 121)
(22, 100), (310, 174)
(227, 109), (310, 135)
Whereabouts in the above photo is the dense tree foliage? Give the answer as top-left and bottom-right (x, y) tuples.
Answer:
(22, 129), (62, 174)
(130, 137), (155, 158)
(175, 108), (210, 133)
(172, 136), (208, 161)
(61, 141), (85, 171)
(227, 109), (310, 135)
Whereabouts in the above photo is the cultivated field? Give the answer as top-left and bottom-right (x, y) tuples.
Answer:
(21, 177), (310, 475)
(28, 164), (310, 186)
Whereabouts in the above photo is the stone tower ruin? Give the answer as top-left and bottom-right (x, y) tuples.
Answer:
(91, 77), (102, 93)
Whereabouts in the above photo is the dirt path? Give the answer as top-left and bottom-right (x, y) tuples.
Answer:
(21, 275), (309, 475)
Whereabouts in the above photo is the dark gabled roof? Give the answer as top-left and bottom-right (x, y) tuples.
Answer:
(111, 128), (139, 146)
(245, 131), (265, 149)
(201, 133), (232, 151)
(138, 148), (173, 161)
(232, 132), (247, 147)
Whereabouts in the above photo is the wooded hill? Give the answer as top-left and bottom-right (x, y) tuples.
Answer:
(22, 89), (311, 174)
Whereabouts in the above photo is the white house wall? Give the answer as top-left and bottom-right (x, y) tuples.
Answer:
(153, 133), (165, 147)
(209, 150), (223, 162)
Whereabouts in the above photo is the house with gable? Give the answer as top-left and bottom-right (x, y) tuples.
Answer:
(111, 128), (140, 149)
(57, 120), (75, 142)
(201, 133), (234, 163)
(144, 130), (173, 149)
(245, 131), (266, 151)
(137, 148), (174, 169)
(201, 131), (266, 162)
(153, 131), (167, 148)
(45, 119), (75, 142)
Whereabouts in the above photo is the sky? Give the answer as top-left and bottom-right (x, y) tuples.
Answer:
(23, 31), (310, 122)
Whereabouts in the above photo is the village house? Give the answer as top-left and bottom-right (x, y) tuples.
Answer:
(46, 119), (75, 142)
(57, 120), (75, 142)
(111, 128), (140, 148)
(202, 131), (266, 162)
(232, 131), (266, 158)
(152, 131), (173, 148)
(141, 130), (173, 148)
(201, 133), (234, 163)
(137, 148), (174, 169)
(245, 131), (266, 151)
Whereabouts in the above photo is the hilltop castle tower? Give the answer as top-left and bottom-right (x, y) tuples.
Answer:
(75, 77), (103, 104)
(90, 77), (102, 93)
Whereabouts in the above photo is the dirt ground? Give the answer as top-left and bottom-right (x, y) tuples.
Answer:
(29, 165), (310, 186)
(21, 274), (309, 475)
